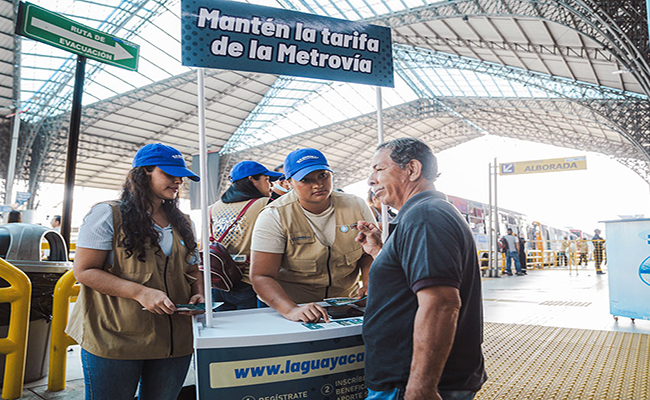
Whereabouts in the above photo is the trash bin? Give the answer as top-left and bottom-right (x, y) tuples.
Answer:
(0, 223), (71, 383)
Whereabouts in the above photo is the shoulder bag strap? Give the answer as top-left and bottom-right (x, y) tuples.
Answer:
(208, 205), (215, 242)
(216, 198), (258, 243)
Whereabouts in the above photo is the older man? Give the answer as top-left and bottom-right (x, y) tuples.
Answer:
(356, 138), (486, 400)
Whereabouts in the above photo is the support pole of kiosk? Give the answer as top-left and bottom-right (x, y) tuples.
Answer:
(197, 68), (214, 328)
(488, 162), (494, 276)
(493, 158), (499, 277)
(61, 55), (86, 249)
(376, 87), (388, 242)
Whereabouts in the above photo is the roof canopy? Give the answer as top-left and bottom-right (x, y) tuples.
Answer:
(1, 0), (649, 201)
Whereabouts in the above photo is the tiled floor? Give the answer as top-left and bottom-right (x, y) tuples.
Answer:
(12, 266), (650, 399)
(482, 267), (650, 334)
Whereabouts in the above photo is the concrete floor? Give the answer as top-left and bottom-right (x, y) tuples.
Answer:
(13, 264), (650, 399)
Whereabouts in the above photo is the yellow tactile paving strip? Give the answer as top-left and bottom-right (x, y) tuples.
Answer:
(477, 323), (650, 399)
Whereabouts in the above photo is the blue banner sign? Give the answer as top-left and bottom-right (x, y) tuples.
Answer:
(181, 0), (394, 87)
(196, 335), (366, 399)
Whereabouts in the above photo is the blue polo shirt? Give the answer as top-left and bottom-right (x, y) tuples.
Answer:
(363, 190), (487, 392)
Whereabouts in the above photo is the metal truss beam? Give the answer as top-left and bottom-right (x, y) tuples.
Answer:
(394, 45), (638, 100)
(23, 0), (175, 200)
(466, 116), (650, 181)
(80, 69), (226, 129)
(219, 76), (332, 155)
(394, 45), (650, 165)
(368, 0), (650, 96)
(275, 0), (650, 183)
(38, 134), (145, 186)
(333, 123), (482, 186)
(395, 35), (617, 63)
(32, 69), (269, 188)
(32, 68), (226, 182)
(1, 1), (20, 188)
(222, 95), (650, 189)
(217, 99), (455, 190)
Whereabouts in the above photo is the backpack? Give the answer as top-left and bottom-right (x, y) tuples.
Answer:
(202, 199), (257, 291)
(499, 237), (508, 253)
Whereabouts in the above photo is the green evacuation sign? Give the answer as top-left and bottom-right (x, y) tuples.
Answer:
(16, 2), (139, 71)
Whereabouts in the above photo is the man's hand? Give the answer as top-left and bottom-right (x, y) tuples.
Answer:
(355, 220), (383, 258)
(283, 303), (330, 323)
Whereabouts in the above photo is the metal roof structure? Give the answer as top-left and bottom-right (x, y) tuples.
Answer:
(0, 0), (18, 174)
(1, 0), (649, 204)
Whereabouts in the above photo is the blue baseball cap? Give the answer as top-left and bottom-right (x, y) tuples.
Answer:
(132, 143), (200, 181)
(229, 161), (283, 182)
(284, 148), (333, 181)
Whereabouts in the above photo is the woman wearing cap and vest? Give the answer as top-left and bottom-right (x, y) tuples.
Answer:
(250, 148), (376, 323)
(66, 143), (204, 400)
(209, 161), (282, 310)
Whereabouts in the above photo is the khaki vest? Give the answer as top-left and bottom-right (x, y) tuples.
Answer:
(267, 191), (366, 303)
(66, 202), (196, 360)
(209, 198), (267, 284)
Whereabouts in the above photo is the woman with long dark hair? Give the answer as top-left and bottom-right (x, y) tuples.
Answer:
(209, 161), (282, 310)
(67, 143), (204, 400)
(7, 210), (21, 223)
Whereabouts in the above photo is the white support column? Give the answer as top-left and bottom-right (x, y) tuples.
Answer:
(488, 162), (493, 276)
(376, 87), (389, 242)
(197, 68), (213, 328)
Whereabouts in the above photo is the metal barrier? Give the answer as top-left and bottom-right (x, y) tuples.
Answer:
(47, 269), (79, 392)
(477, 251), (488, 271)
(527, 250), (543, 269)
(492, 239), (607, 273)
(0, 258), (32, 400)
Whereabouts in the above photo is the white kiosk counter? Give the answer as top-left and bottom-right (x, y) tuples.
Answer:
(193, 308), (366, 400)
(602, 218), (650, 321)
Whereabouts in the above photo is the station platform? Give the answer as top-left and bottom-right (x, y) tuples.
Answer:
(15, 266), (650, 399)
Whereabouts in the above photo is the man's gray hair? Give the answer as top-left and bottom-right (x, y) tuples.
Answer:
(377, 138), (438, 182)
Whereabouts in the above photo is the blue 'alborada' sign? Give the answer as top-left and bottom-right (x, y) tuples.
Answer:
(181, 0), (394, 87)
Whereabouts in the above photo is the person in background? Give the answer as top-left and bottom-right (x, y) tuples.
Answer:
(250, 148), (376, 323)
(356, 137), (486, 400)
(66, 143), (204, 400)
(577, 237), (589, 266)
(366, 189), (396, 230)
(270, 163), (291, 200)
(503, 228), (524, 276)
(209, 161), (282, 310)
(592, 229), (605, 275)
(7, 210), (22, 223)
(51, 215), (61, 232)
(558, 237), (569, 266)
(518, 233), (527, 274)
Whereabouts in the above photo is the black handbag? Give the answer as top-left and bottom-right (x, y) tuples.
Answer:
(203, 199), (257, 291)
